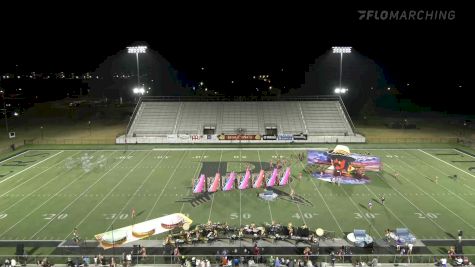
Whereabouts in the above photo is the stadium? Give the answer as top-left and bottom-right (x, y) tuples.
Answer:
(0, 6), (473, 267)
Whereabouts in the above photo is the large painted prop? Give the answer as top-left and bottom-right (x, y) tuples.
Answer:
(95, 213), (192, 249)
(307, 145), (381, 184)
(192, 167), (291, 193)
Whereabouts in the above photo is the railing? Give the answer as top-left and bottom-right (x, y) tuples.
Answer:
(336, 96), (357, 136)
(139, 95), (342, 102)
(366, 137), (459, 144)
(125, 97), (144, 136)
(24, 138), (116, 145)
(0, 254), (470, 265)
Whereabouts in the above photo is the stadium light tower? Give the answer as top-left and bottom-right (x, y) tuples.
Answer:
(127, 45), (147, 91)
(332, 46), (352, 92)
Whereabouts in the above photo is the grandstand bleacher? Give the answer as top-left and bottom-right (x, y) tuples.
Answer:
(117, 96), (365, 143)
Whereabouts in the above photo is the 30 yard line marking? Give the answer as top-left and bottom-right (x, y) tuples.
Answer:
(104, 151), (169, 232)
(146, 151), (189, 220)
(1, 151), (121, 238)
(362, 184), (409, 229)
(0, 151), (64, 185)
(207, 150), (223, 222)
(31, 151), (138, 239)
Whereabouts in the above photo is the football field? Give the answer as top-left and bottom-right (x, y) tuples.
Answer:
(1, 147), (475, 242)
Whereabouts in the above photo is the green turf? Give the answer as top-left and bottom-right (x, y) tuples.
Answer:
(1, 147), (475, 243)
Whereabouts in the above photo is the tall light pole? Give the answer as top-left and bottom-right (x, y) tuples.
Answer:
(0, 90), (9, 138)
(127, 46), (147, 90)
(332, 46), (352, 91)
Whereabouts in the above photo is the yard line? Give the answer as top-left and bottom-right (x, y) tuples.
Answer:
(362, 184), (409, 228)
(30, 151), (136, 239)
(339, 186), (381, 238)
(455, 149), (475, 159)
(0, 149), (31, 164)
(180, 151), (207, 214)
(0, 151), (82, 199)
(406, 150), (475, 208)
(0, 151), (64, 185)
(239, 149), (242, 226)
(274, 150), (305, 224)
(389, 153), (475, 229)
(419, 149), (475, 179)
(257, 150), (273, 223)
(379, 165), (448, 233)
(1, 151), (121, 238)
(291, 151), (344, 234)
(146, 151), (189, 220)
(207, 150), (223, 222)
(104, 151), (169, 231)
(0, 152), (85, 213)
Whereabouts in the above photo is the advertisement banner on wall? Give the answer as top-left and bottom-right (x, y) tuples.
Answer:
(218, 134), (261, 141)
(191, 135), (201, 141)
(167, 135), (177, 141)
(178, 134), (190, 140)
(293, 134), (308, 140)
(263, 135), (277, 140)
(278, 134), (294, 141)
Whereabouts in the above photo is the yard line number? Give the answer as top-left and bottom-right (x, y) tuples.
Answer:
(0, 213), (7, 219)
(415, 212), (440, 219)
(292, 213), (318, 220)
(354, 212), (379, 219)
(42, 213), (68, 220)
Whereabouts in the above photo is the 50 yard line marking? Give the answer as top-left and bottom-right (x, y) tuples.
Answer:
(257, 150), (273, 222)
(207, 150), (223, 222)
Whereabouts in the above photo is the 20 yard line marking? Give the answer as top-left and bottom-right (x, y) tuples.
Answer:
(1, 151), (121, 238)
(387, 151), (475, 230)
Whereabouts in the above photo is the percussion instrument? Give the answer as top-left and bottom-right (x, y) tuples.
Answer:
(316, 228), (324, 237)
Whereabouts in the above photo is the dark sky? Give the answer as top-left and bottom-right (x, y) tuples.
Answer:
(0, 3), (470, 113)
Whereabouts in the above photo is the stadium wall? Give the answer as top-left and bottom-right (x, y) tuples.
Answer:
(115, 134), (366, 144)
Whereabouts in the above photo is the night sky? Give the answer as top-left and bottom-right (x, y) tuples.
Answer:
(0, 4), (470, 114)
